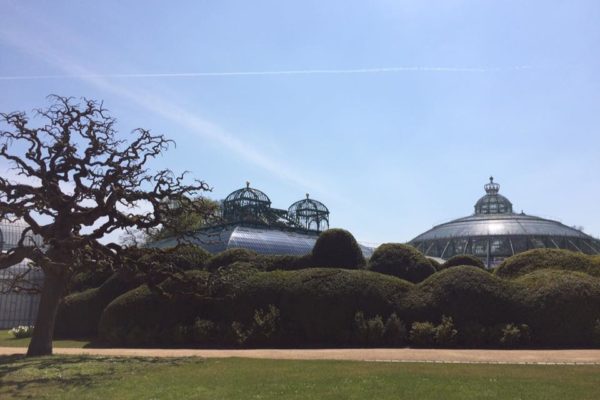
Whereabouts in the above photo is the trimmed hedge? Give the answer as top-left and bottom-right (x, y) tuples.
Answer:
(258, 254), (314, 271)
(99, 267), (412, 346)
(82, 243), (600, 348)
(414, 266), (517, 325)
(513, 269), (600, 345)
(495, 248), (600, 279)
(205, 248), (258, 271)
(101, 270), (215, 346)
(312, 229), (366, 269)
(55, 272), (145, 338)
(427, 258), (441, 271)
(368, 243), (435, 283)
(140, 244), (211, 271)
(68, 269), (113, 293)
(442, 254), (485, 270)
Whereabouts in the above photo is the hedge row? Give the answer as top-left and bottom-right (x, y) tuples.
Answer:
(55, 272), (145, 338)
(98, 265), (600, 347)
(494, 248), (600, 279)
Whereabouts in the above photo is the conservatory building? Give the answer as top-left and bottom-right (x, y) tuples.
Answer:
(0, 219), (44, 329)
(155, 182), (376, 258)
(409, 177), (600, 268)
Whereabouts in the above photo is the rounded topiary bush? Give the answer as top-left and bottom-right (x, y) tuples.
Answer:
(205, 248), (259, 271)
(68, 269), (113, 293)
(414, 266), (517, 325)
(99, 270), (213, 346)
(169, 244), (211, 269)
(368, 243), (435, 283)
(513, 269), (600, 346)
(311, 229), (365, 269)
(139, 245), (211, 271)
(442, 254), (485, 270)
(55, 272), (145, 338)
(427, 258), (441, 271)
(258, 254), (313, 271)
(99, 267), (414, 347)
(495, 248), (600, 279)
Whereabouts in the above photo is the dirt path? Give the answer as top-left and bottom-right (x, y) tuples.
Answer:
(2, 347), (600, 364)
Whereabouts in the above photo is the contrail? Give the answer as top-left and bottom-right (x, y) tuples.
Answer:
(0, 65), (535, 81)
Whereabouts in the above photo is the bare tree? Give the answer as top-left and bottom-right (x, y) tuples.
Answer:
(0, 95), (209, 356)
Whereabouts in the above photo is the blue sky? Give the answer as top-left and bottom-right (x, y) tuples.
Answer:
(1, 0), (599, 244)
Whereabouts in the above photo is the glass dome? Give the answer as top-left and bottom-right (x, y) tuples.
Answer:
(288, 194), (330, 232)
(409, 178), (600, 268)
(474, 177), (513, 214)
(222, 182), (272, 223)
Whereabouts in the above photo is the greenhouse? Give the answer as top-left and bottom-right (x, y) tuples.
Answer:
(410, 177), (600, 268)
(155, 183), (374, 258)
(0, 219), (44, 329)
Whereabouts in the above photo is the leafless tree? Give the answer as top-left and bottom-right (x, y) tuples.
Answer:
(0, 95), (210, 356)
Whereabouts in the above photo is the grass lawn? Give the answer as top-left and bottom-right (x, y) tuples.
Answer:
(0, 330), (90, 348)
(1, 355), (599, 399)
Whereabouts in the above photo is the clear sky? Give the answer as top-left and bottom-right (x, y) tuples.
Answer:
(1, 0), (599, 245)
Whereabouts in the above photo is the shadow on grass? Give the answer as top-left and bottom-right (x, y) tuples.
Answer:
(0, 354), (195, 399)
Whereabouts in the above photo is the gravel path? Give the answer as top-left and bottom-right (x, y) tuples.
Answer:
(2, 347), (600, 364)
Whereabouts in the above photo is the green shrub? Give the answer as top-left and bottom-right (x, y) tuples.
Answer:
(230, 321), (251, 345)
(170, 324), (191, 345)
(99, 268), (413, 347)
(415, 266), (517, 326)
(55, 272), (145, 338)
(312, 229), (365, 269)
(98, 270), (212, 346)
(137, 245), (210, 272)
(442, 254), (485, 270)
(353, 311), (368, 344)
(170, 245), (211, 270)
(383, 313), (407, 347)
(191, 319), (217, 344)
(486, 323), (531, 348)
(593, 319), (600, 347)
(460, 321), (487, 348)
(206, 248), (258, 271)
(435, 315), (458, 347)
(513, 269), (600, 345)
(368, 243), (435, 283)
(68, 269), (113, 293)
(409, 322), (437, 347)
(9, 325), (34, 339)
(259, 254), (313, 271)
(96, 259), (600, 348)
(495, 248), (600, 279)
(367, 316), (385, 346)
(249, 305), (281, 345)
(427, 258), (441, 271)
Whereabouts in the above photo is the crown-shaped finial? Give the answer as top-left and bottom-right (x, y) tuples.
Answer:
(484, 176), (500, 194)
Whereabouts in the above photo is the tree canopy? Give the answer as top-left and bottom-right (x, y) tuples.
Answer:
(0, 95), (209, 355)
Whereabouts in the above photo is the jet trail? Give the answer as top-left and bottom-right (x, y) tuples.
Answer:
(0, 65), (535, 81)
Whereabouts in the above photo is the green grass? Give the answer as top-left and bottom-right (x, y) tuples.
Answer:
(1, 355), (599, 399)
(0, 330), (90, 348)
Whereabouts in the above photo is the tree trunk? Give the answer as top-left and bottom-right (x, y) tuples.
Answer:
(26, 271), (66, 357)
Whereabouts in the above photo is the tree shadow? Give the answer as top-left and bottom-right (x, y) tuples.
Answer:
(0, 354), (196, 398)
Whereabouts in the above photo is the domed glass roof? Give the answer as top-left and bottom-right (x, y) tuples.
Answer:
(288, 194), (330, 232)
(222, 182), (273, 224)
(409, 177), (600, 267)
(224, 181), (271, 205)
(474, 177), (513, 214)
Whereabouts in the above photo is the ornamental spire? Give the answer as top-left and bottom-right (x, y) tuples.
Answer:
(484, 176), (500, 195)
